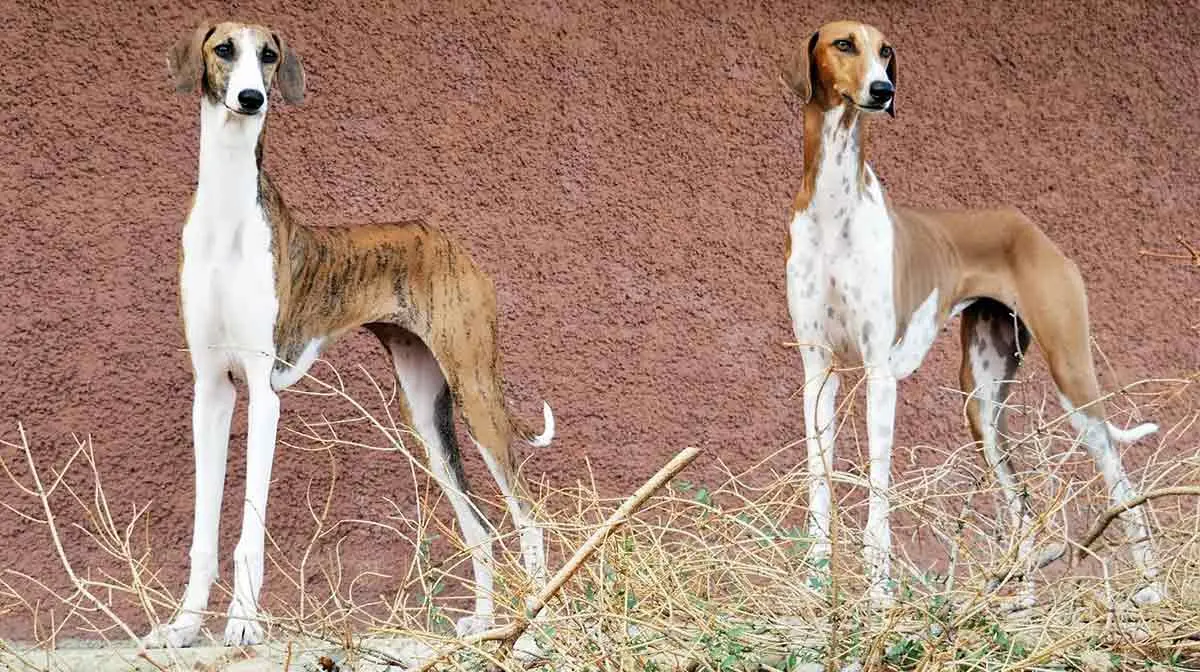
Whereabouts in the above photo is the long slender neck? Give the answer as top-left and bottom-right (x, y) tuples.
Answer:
(794, 102), (870, 214)
(194, 99), (267, 217)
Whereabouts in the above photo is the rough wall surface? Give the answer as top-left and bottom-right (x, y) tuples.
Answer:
(1, 0), (1196, 638)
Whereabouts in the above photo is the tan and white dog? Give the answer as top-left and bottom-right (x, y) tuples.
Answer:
(781, 20), (1163, 608)
(146, 21), (554, 648)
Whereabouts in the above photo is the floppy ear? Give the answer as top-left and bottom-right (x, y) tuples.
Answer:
(885, 47), (897, 118)
(272, 33), (306, 105)
(167, 22), (214, 94)
(780, 31), (820, 102)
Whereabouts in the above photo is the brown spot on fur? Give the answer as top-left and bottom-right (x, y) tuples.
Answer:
(791, 96), (824, 215)
(959, 298), (1031, 446)
(792, 19), (1131, 428)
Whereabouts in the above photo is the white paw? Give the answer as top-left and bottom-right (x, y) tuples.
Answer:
(455, 614), (493, 638)
(1132, 582), (1165, 606)
(223, 602), (264, 646)
(1000, 595), (1037, 620)
(512, 630), (546, 663)
(143, 614), (204, 649)
(869, 587), (895, 611)
(360, 638), (437, 668)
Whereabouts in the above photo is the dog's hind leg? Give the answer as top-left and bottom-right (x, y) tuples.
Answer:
(1009, 236), (1163, 605)
(370, 324), (500, 636)
(959, 299), (1036, 607)
(458, 369), (550, 661)
(429, 313), (550, 658)
(451, 348), (547, 599)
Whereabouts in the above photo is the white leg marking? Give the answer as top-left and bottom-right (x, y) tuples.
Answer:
(145, 371), (236, 648)
(477, 442), (549, 661)
(476, 444), (547, 591)
(224, 357), (279, 645)
(864, 369), (896, 607)
(800, 348), (839, 566)
(968, 341), (1035, 606)
(1059, 394), (1163, 604)
(388, 340), (497, 635)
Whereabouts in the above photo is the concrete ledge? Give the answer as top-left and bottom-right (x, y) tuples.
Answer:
(2, 637), (434, 671)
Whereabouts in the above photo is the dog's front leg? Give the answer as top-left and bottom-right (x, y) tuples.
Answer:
(864, 369), (896, 608)
(224, 359), (279, 646)
(145, 370), (236, 648)
(800, 348), (838, 581)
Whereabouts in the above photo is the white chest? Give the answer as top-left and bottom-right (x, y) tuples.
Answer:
(180, 202), (280, 372)
(784, 110), (941, 377)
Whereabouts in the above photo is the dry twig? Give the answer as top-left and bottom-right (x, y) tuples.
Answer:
(412, 446), (701, 672)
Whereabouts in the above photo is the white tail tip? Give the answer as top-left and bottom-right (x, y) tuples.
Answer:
(1108, 421), (1159, 444)
(528, 401), (555, 448)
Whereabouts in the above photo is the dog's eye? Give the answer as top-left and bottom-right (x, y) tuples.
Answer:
(880, 46), (893, 59)
(213, 42), (233, 59)
(261, 48), (278, 64)
(833, 39), (854, 53)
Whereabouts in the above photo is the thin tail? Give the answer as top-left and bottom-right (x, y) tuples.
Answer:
(517, 401), (556, 448)
(1108, 421), (1159, 444)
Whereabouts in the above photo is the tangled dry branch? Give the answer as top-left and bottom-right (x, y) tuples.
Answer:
(0, 360), (1196, 672)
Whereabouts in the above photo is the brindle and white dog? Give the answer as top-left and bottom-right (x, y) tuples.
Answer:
(146, 20), (554, 648)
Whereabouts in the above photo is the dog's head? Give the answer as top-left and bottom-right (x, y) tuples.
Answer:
(168, 21), (305, 116)
(782, 20), (896, 117)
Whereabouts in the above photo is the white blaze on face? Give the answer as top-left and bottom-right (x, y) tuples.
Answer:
(226, 29), (267, 112)
(858, 27), (890, 104)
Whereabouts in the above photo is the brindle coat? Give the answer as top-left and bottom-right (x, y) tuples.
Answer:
(152, 20), (554, 649)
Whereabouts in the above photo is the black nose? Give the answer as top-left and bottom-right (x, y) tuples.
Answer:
(237, 89), (265, 112)
(868, 80), (894, 105)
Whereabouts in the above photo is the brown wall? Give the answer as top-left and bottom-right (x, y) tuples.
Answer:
(1, 0), (1196, 639)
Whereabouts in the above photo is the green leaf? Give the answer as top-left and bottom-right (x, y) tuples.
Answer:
(625, 589), (639, 611)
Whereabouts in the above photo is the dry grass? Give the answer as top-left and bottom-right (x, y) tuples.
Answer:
(0, 352), (1197, 671)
